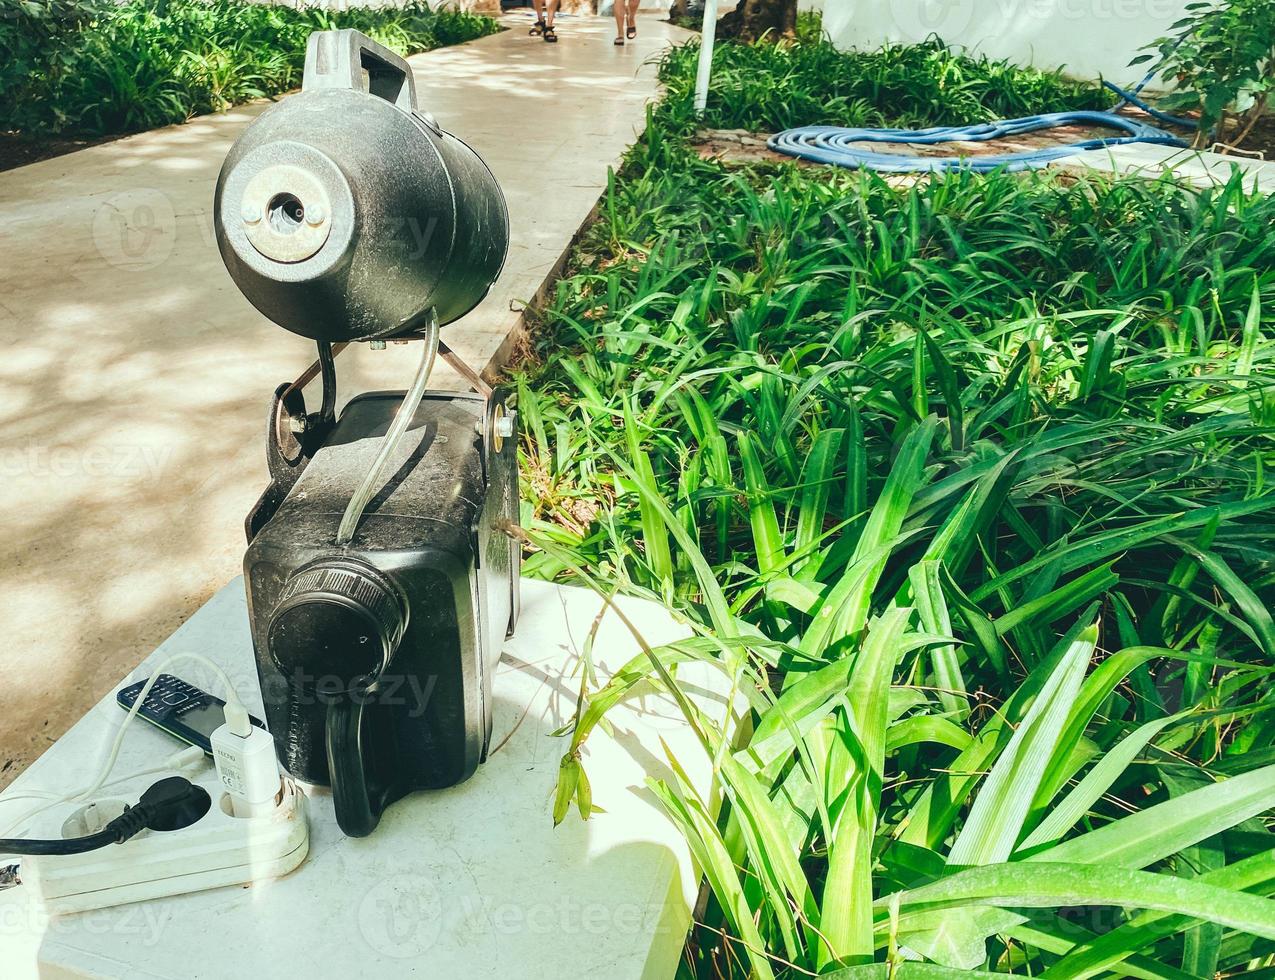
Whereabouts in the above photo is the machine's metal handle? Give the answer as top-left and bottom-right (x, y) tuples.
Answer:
(302, 29), (416, 113)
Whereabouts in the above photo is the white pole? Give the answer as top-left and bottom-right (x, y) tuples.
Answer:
(693, 0), (720, 117)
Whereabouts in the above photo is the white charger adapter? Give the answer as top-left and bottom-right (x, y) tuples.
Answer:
(211, 700), (282, 817)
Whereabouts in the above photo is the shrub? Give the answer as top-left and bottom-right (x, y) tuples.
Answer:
(656, 34), (1108, 135)
(517, 35), (1275, 979)
(0, 0), (109, 131)
(0, 0), (499, 136)
(1136, 0), (1274, 148)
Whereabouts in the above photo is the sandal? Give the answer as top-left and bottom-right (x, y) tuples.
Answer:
(614, 35), (624, 45)
(529, 18), (545, 35)
(543, 24), (558, 42)
(626, 23), (636, 39)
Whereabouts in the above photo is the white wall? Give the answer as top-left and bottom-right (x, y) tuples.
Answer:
(821, 0), (1190, 83)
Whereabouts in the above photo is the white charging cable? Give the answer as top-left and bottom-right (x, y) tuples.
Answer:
(0, 651), (250, 842)
(0, 746), (206, 809)
(77, 651), (242, 806)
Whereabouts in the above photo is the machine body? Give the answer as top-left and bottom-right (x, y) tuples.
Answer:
(244, 390), (519, 837)
(216, 30), (520, 837)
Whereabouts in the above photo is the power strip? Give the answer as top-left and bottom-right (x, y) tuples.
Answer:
(21, 776), (309, 915)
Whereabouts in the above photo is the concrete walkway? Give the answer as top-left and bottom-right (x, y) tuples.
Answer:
(1051, 143), (1274, 194)
(0, 14), (689, 787)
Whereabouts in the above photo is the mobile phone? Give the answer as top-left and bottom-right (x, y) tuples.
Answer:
(115, 673), (266, 756)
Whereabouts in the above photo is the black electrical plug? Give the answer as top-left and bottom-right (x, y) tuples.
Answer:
(132, 776), (213, 833)
(0, 776), (211, 856)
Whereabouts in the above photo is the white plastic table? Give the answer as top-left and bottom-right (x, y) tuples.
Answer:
(0, 578), (727, 979)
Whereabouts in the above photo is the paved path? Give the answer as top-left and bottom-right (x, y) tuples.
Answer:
(0, 14), (689, 786)
(1051, 143), (1274, 193)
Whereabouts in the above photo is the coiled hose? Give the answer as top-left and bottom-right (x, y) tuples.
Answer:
(768, 80), (1196, 173)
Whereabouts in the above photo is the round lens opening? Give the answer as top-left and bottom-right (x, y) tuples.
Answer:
(268, 192), (305, 235)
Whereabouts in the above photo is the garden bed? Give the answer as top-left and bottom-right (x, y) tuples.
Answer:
(514, 31), (1275, 979)
(0, 131), (118, 172)
(692, 114), (1195, 171)
(0, 0), (499, 172)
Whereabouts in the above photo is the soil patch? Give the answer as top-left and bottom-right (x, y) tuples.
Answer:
(0, 131), (120, 172)
(694, 109), (1202, 170)
(1212, 113), (1273, 163)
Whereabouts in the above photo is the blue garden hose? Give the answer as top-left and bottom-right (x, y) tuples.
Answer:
(1102, 80), (1197, 130)
(767, 79), (1196, 173)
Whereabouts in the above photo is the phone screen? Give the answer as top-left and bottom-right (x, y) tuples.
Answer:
(178, 700), (228, 739)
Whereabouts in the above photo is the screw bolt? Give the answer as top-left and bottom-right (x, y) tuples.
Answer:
(241, 202), (261, 224)
(304, 203), (326, 226)
(495, 415), (514, 439)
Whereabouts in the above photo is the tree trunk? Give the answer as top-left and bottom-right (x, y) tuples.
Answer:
(716, 0), (798, 42)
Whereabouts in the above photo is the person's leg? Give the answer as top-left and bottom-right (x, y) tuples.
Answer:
(530, 0), (545, 33)
(613, 0), (625, 40)
(541, 0), (559, 41)
(625, 0), (640, 37)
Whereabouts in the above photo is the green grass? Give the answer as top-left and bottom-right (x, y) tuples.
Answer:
(656, 34), (1108, 135)
(0, 0), (499, 136)
(513, 35), (1275, 980)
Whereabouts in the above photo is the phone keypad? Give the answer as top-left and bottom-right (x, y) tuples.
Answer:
(128, 674), (214, 717)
